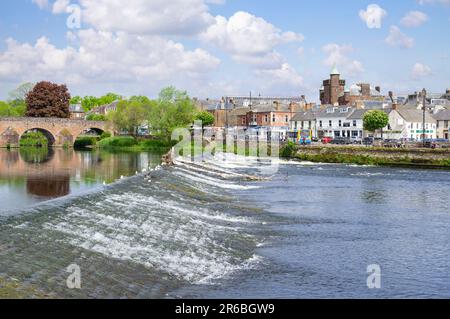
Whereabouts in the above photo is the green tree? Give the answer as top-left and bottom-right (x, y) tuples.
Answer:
(148, 87), (196, 142)
(363, 110), (389, 139)
(108, 100), (149, 136)
(70, 96), (82, 104)
(8, 82), (34, 103)
(195, 111), (215, 127)
(86, 114), (107, 121)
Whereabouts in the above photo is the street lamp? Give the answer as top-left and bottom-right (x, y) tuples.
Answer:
(422, 88), (426, 147)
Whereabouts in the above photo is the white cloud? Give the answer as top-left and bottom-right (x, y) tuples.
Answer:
(411, 63), (432, 79)
(52, 0), (70, 14)
(200, 11), (303, 68)
(359, 4), (387, 29)
(418, 0), (450, 5)
(385, 26), (415, 48)
(0, 30), (220, 86)
(400, 11), (428, 28)
(32, 0), (48, 9)
(254, 63), (304, 93)
(322, 44), (364, 76)
(77, 0), (215, 36)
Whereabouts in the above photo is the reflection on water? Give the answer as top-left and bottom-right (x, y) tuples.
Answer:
(0, 148), (163, 213)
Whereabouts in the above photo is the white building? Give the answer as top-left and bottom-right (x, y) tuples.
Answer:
(316, 106), (363, 139)
(388, 108), (437, 140)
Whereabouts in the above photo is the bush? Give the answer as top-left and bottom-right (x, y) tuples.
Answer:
(86, 114), (107, 121)
(100, 131), (112, 140)
(97, 136), (138, 148)
(20, 131), (48, 147)
(280, 142), (297, 158)
(74, 136), (98, 149)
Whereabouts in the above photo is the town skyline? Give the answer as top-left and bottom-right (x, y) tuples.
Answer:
(0, 0), (449, 101)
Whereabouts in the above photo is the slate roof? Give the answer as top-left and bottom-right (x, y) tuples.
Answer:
(395, 108), (436, 123)
(433, 109), (450, 121)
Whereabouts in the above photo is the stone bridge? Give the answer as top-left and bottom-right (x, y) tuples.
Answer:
(0, 117), (108, 147)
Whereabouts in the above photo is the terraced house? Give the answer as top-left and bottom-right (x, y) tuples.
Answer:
(433, 109), (450, 139)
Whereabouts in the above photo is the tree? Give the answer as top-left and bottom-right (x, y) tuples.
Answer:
(8, 82), (34, 103)
(25, 81), (71, 118)
(0, 101), (27, 117)
(108, 100), (149, 136)
(148, 87), (196, 142)
(86, 114), (107, 121)
(195, 111), (215, 127)
(70, 96), (82, 105)
(363, 110), (389, 139)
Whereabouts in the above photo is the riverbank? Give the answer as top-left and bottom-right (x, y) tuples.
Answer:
(0, 276), (52, 299)
(285, 145), (450, 169)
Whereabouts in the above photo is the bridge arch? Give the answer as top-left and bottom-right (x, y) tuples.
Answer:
(20, 128), (56, 146)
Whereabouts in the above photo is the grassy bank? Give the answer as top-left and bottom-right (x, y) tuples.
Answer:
(279, 143), (450, 169)
(95, 136), (175, 152)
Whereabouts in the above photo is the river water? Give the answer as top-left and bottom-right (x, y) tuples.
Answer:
(0, 149), (449, 298)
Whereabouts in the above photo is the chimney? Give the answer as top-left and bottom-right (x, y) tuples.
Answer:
(274, 101), (281, 111)
(392, 103), (398, 110)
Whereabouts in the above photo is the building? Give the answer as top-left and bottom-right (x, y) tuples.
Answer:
(88, 101), (120, 116)
(388, 108), (437, 140)
(223, 95), (306, 109)
(433, 109), (450, 139)
(69, 104), (85, 119)
(239, 102), (300, 138)
(320, 66), (384, 106)
(290, 110), (319, 139)
(316, 106), (363, 139)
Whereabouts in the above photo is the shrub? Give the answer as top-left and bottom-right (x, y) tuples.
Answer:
(97, 136), (137, 148)
(74, 136), (98, 149)
(20, 131), (48, 147)
(280, 142), (297, 158)
(100, 131), (112, 140)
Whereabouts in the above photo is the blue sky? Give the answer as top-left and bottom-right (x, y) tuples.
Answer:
(0, 0), (449, 101)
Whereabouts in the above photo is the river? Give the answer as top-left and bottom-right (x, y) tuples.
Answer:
(0, 149), (449, 298)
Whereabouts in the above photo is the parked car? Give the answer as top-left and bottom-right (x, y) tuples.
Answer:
(383, 139), (402, 148)
(331, 137), (352, 145)
(322, 137), (332, 144)
(350, 137), (363, 144)
(363, 137), (374, 146)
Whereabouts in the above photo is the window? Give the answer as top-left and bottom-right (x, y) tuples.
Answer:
(353, 120), (357, 127)
(339, 120), (342, 127)
(242, 118), (246, 125)
(445, 120), (449, 128)
(265, 114), (269, 123)
(343, 122), (350, 127)
(309, 121), (312, 129)
(272, 115), (276, 122)
(329, 120), (332, 127)
(285, 115), (289, 123)
(319, 120), (323, 128)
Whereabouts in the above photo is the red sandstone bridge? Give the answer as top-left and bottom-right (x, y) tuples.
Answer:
(0, 117), (108, 147)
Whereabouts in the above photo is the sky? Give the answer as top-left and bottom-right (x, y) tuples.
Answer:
(0, 0), (449, 102)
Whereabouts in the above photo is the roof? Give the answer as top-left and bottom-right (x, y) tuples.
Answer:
(433, 109), (450, 121)
(291, 110), (317, 122)
(228, 107), (250, 116)
(330, 64), (339, 75)
(249, 103), (291, 113)
(347, 108), (391, 120)
(70, 104), (84, 113)
(395, 108), (436, 123)
(317, 106), (353, 118)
